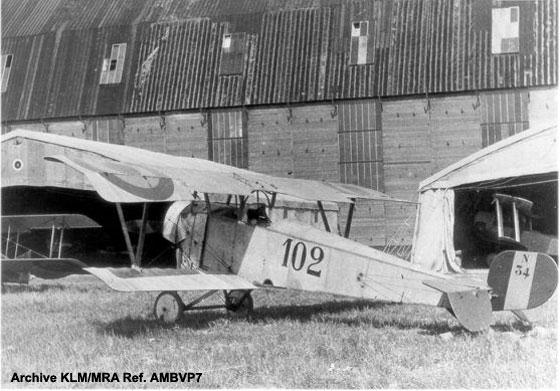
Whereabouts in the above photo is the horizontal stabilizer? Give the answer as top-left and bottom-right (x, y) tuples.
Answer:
(84, 267), (256, 292)
(423, 278), (487, 293)
(423, 279), (492, 332)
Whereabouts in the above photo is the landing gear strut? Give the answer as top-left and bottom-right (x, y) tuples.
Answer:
(153, 290), (254, 323)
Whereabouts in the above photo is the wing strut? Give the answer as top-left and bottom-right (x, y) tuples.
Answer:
(48, 224), (56, 257)
(135, 203), (149, 266)
(269, 192), (277, 208)
(317, 201), (331, 233)
(4, 225), (11, 257)
(14, 231), (20, 258)
(344, 199), (355, 238)
(199, 193), (213, 269)
(116, 203), (137, 267)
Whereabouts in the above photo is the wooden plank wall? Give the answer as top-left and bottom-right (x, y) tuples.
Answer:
(527, 88), (558, 130)
(124, 116), (166, 152)
(248, 104), (339, 181)
(124, 114), (209, 158)
(382, 99), (431, 245)
(381, 95), (482, 245)
(429, 95), (482, 171)
(165, 113), (209, 159)
(3, 87), (554, 248)
(247, 108), (295, 177)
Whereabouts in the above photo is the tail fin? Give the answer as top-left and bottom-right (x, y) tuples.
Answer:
(487, 251), (558, 311)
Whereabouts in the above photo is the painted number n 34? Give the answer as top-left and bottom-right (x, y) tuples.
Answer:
(281, 238), (324, 277)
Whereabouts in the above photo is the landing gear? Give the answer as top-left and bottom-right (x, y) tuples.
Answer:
(154, 291), (185, 323)
(153, 290), (254, 323)
(225, 290), (254, 317)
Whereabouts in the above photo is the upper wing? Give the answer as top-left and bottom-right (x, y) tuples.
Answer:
(45, 153), (410, 204)
(4, 130), (410, 204)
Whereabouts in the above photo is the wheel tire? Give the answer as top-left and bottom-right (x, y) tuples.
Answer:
(154, 291), (184, 323)
(225, 290), (254, 318)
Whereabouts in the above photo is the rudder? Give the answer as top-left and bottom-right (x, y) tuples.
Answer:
(487, 251), (558, 311)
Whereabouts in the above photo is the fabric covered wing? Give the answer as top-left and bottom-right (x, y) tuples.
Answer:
(84, 267), (257, 292)
(6, 130), (411, 204)
(2, 214), (101, 233)
(43, 153), (408, 204)
(1, 257), (256, 291)
(44, 155), (200, 203)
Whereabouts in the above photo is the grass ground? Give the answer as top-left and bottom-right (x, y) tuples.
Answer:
(1, 275), (557, 388)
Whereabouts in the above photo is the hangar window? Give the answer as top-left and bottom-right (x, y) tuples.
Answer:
(209, 110), (248, 168)
(491, 7), (519, 54)
(219, 33), (246, 75)
(100, 43), (127, 84)
(1, 54), (13, 93)
(337, 100), (383, 190)
(350, 21), (369, 65)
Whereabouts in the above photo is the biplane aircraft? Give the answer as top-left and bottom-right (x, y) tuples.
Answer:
(472, 193), (558, 265)
(1, 130), (558, 332)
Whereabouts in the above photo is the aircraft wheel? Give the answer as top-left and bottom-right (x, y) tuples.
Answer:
(154, 291), (185, 323)
(225, 290), (253, 318)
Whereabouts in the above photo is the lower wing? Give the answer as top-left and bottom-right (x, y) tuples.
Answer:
(1, 258), (88, 281)
(85, 267), (256, 292)
(1, 258), (256, 292)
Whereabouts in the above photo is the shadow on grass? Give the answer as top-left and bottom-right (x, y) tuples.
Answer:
(96, 300), (463, 337)
(1, 283), (70, 294)
(491, 321), (534, 333)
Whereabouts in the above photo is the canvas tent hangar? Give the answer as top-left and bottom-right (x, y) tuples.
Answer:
(411, 125), (558, 273)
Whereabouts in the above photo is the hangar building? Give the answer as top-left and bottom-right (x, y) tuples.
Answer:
(1, 0), (557, 251)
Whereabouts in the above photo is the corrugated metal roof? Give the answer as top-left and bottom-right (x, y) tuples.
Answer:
(1, 0), (557, 121)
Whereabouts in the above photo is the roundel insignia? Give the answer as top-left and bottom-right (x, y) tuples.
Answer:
(64, 156), (175, 201)
(102, 172), (175, 201)
(12, 159), (23, 171)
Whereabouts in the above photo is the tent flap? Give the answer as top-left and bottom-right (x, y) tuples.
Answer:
(411, 189), (462, 273)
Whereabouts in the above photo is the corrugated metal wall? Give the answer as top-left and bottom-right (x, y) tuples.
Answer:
(2, 0), (557, 122)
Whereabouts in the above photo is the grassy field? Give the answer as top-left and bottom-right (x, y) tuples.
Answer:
(1, 274), (557, 389)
